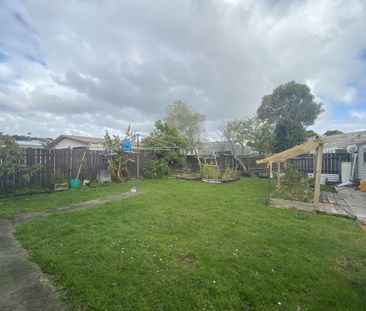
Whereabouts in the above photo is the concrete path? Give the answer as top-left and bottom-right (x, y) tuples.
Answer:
(334, 187), (366, 226)
(0, 218), (67, 311)
(0, 190), (140, 311)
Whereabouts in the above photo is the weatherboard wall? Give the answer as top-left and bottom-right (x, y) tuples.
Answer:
(358, 143), (366, 180)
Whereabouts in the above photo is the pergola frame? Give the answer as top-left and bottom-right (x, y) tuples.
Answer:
(256, 140), (324, 206)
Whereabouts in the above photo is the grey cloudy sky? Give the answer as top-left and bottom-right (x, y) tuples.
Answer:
(0, 0), (366, 138)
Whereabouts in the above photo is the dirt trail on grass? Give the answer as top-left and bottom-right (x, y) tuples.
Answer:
(14, 191), (140, 225)
(0, 191), (141, 311)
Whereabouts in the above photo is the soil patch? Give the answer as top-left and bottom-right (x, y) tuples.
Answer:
(180, 253), (196, 267)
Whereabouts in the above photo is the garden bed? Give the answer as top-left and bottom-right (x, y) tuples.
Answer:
(269, 197), (317, 212)
(269, 196), (355, 219)
(177, 176), (240, 183)
(202, 177), (240, 184)
(176, 175), (202, 181)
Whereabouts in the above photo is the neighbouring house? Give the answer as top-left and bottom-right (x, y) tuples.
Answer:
(16, 139), (45, 149)
(321, 130), (366, 182)
(183, 141), (258, 157)
(48, 135), (104, 150)
(258, 130), (366, 184)
(358, 141), (366, 181)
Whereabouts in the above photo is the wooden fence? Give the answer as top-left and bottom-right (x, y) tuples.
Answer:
(287, 153), (351, 174)
(0, 147), (152, 191)
(188, 152), (352, 178)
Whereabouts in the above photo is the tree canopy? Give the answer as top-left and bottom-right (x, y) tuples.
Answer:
(305, 129), (319, 139)
(143, 120), (188, 171)
(256, 81), (323, 152)
(323, 130), (343, 136)
(273, 120), (307, 153)
(165, 101), (205, 168)
(257, 81), (323, 127)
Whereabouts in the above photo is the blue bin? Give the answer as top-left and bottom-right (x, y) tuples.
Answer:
(68, 179), (81, 188)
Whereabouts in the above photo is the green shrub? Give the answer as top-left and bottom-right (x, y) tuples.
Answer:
(221, 167), (236, 179)
(143, 159), (169, 179)
(0, 135), (42, 194)
(273, 164), (313, 202)
(202, 165), (220, 179)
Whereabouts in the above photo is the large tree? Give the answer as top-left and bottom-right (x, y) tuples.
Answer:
(273, 120), (307, 153)
(165, 101), (205, 169)
(143, 120), (188, 171)
(257, 81), (323, 152)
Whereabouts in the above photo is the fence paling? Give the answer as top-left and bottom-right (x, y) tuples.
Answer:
(0, 148), (152, 190)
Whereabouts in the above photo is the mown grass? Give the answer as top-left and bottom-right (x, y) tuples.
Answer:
(0, 182), (136, 217)
(16, 178), (366, 310)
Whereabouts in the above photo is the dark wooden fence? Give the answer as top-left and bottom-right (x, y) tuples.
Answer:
(0, 147), (152, 191)
(287, 153), (351, 174)
(188, 152), (352, 178)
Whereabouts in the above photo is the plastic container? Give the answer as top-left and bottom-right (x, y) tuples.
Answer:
(360, 180), (366, 192)
(68, 178), (81, 188)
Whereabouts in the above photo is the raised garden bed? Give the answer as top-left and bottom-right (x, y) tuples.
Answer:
(176, 175), (202, 181)
(269, 197), (317, 212)
(268, 196), (355, 219)
(177, 176), (240, 184)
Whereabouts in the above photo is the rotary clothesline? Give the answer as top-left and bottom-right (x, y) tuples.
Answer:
(101, 133), (185, 155)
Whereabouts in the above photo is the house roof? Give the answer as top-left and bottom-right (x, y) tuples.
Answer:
(16, 139), (45, 149)
(198, 141), (258, 156)
(321, 130), (366, 149)
(48, 135), (104, 148)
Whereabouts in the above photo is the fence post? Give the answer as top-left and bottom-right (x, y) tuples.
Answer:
(313, 143), (324, 207)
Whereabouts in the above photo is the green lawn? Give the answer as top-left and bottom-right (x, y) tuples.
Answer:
(0, 182), (136, 217)
(15, 178), (366, 310)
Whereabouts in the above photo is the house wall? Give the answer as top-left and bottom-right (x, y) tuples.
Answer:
(358, 143), (366, 180)
(52, 138), (88, 149)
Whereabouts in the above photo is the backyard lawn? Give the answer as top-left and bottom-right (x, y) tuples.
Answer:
(13, 178), (366, 310)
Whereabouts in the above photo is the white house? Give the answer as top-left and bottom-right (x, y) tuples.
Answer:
(48, 135), (104, 150)
(321, 131), (366, 182)
(357, 141), (366, 181)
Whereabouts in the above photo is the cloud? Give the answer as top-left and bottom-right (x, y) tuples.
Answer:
(0, 0), (365, 138)
(349, 109), (366, 121)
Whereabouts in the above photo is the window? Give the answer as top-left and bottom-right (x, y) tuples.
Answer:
(364, 147), (366, 163)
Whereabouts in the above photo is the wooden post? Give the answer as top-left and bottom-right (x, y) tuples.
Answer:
(277, 161), (281, 187)
(137, 133), (140, 184)
(269, 162), (272, 179)
(313, 142), (324, 207)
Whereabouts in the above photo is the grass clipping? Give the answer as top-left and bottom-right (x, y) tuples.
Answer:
(273, 165), (314, 203)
